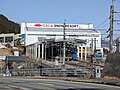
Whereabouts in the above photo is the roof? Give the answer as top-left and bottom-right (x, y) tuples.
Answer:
(27, 27), (99, 34)
(5, 56), (28, 62)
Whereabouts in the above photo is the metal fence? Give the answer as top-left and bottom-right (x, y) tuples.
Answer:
(0, 67), (95, 78)
(10, 68), (94, 78)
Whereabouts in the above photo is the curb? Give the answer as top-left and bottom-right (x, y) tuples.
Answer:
(1, 76), (120, 87)
(32, 76), (120, 87)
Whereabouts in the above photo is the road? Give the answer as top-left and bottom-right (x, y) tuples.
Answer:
(0, 77), (120, 90)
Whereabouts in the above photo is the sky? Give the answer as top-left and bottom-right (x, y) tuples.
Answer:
(0, 0), (120, 39)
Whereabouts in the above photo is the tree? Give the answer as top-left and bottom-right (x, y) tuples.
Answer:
(0, 14), (20, 34)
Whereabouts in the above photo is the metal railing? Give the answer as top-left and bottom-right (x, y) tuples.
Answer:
(7, 68), (95, 78)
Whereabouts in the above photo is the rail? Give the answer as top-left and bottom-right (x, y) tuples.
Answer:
(1, 68), (95, 78)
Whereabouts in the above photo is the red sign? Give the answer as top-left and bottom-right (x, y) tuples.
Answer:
(34, 24), (43, 27)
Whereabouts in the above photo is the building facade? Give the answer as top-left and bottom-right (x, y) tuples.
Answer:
(21, 22), (102, 60)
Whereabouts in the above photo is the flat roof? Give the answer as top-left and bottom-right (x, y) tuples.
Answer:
(27, 27), (99, 34)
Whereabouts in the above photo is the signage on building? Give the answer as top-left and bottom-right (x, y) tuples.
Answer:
(25, 23), (93, 29)
(34, 23), (79, 28)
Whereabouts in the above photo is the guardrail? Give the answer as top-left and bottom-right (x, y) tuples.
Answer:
(4, 68), (94, 78)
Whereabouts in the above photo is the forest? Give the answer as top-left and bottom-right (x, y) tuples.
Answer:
(0, 14), (20, 34)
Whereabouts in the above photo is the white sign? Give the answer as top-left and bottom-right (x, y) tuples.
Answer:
(23, 23), (93, 29)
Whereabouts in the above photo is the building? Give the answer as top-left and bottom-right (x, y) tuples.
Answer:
(0, 33), (21, 47)
(21, 22), (102, 61)
(116, 37), (120, 52)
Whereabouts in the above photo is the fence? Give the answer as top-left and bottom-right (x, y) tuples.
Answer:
(8, 67), (94, 78)
(0, 67), (95, 78)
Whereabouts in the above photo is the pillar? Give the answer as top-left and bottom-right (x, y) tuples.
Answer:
(45, 43), (46, 60)
(85, 47), (87, 61)
(35, 43), (38, 59)
(38, 44), (41, 59)
(4, 37), (5, 44)
(12, 36), (14, 46)
(42, 43), (44, 59)
(81, 47), (83, 60)
(77, 46), (79, 60)
(32, 45), (34, 59)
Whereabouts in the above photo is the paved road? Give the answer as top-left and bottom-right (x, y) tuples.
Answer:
(0, 77), (120, 90)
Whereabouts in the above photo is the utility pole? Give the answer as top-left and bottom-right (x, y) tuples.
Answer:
(109, 0), (114, 53)
(94, 38), (96, 64)
(90, 39), (93, 65)
(63, 20), (66, 65)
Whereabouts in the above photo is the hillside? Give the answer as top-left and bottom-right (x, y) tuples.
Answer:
(0, 14), (20, 34)
(102, 53), (120, 79)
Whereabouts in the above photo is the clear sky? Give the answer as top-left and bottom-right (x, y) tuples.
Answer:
(0, 0), (120, 39)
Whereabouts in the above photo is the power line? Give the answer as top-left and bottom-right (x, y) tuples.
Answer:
(95, 18), (109, 29)
(96, 29), (120, 31)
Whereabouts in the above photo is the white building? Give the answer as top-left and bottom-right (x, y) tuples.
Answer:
(116, 37), (120, 52)
(21, 22), (101, 60)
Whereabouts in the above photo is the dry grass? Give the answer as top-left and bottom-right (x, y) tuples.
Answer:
(103, 76), (120, 80)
